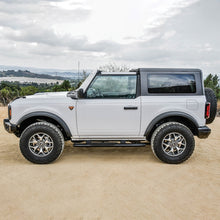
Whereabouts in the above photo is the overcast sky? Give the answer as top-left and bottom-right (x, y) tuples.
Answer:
(0, 0), (219, 74)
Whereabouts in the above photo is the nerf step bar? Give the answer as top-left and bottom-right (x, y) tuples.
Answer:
(73, 140), (150, 147)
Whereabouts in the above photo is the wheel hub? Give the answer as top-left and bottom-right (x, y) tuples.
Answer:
(28, 132), (54, 157)
(38, 140), (45, 147)
(162, 132), (186, 156)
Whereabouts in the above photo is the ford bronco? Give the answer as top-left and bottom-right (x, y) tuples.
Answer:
(3, 68), (217, 164)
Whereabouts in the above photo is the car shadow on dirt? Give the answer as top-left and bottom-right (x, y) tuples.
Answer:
(0, 143), (158, 165)
(59, 142), (157, 163)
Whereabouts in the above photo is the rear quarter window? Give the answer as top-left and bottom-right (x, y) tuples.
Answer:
(148, 74), (196, 93)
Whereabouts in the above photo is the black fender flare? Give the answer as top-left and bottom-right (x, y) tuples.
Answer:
(17, 111), (72, 138)
(144, 111), (199, 139)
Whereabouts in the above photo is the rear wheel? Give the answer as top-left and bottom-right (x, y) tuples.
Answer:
(20, 122), (64, 164)
(151, 122), (195, 164)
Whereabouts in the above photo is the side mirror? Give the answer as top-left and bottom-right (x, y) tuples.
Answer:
(77, 88), (84, 98)
(67, 89), (84, 99)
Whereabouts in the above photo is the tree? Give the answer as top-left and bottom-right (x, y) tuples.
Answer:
(60, 80), (71, 90)
(98, 63), (130, 72)
(52, 80), (72, 92)
(52, 84), (60, 92)
(204, 74), (220, 98)
(0, 88), (10, 105)
(20, 86), (38, 96)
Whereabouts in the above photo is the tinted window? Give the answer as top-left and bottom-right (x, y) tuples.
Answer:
(148, 74), (196, 93)
(86, 75), (137, 99)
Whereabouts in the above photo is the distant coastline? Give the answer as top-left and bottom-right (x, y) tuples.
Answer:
(0, 77), (63, 84)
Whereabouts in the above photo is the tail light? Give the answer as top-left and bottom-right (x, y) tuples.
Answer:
(8, 105), (11, 120)
(205, 102), (210, 119)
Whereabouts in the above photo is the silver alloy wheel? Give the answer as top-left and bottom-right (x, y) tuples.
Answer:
(28, 132), (54, 157)
(162, 132), (186, 156)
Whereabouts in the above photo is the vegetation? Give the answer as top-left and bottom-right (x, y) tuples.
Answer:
(0, 68), (89, 106)
(204, 74), (220, 99)
(0, 80), (75, 105)
(98, 63), (130, 72)
(0, 69), (219, 106)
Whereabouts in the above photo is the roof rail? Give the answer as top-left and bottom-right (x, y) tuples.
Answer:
(129, 69), (137, 72)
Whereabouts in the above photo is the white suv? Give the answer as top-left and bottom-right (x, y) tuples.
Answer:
(3, 68), (217, 164)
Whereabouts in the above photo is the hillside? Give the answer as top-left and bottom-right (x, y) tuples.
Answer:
(0, 70), (68, 80)
(0, 65), (91, 79)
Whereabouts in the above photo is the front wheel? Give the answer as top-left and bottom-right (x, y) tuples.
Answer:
(20, 122), (64, 164)
(151, 122), (195, 164)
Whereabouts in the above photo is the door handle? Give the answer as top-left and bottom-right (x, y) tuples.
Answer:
(124, 106), (138, 110)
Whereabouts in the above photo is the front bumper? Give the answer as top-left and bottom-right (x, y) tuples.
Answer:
(197, 126), (211, 139)
(3, 119), (17, 134)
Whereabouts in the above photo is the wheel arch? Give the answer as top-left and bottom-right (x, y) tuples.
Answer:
(17, 112), (72, 140)
(145, 111), (199, 141)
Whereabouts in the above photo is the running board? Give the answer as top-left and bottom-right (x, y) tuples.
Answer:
(73, 141), (149, 147)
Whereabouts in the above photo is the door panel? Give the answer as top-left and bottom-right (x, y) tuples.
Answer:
(76, 74), (141, 136)
(76, 98), (140, 136)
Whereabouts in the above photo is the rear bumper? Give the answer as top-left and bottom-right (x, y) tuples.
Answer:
(197, 126), (211, 139)
(3, 119), (17, 134)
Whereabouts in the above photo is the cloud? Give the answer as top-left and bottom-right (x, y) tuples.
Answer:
(0, 0), (63, 3)
(3, 25), (120, 53)
(0, 0), (219, 74)
(111, 0), (220, 75)
(0, 1), (91, 26)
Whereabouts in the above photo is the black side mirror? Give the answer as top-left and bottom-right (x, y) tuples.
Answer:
(67, 91), (77, 99)
(67, 88), (84, 99)
(77, 88), (84, 98)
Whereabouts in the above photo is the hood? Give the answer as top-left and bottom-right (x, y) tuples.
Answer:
(25, 91), (69, 99)
(10, 91), (74, 106)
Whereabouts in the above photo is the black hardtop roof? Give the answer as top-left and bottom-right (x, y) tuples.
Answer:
(136, 68), (202, 73)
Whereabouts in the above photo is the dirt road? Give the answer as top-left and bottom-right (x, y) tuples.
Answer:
(0, 107), (219, 219)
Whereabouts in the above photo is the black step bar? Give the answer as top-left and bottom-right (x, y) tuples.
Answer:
(73, 141), (150, 147)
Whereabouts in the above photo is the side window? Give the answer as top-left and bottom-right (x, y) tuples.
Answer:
(148, 74), (196, 93)
(86, 75), (137, 99)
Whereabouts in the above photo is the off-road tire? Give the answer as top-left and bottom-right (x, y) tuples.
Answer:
(205, 88), (217, 124)
(20, 122), (64, 164)
(151, 122), (195, 164)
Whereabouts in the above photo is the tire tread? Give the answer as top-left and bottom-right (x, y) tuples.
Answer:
(20, 122), (64, 164)
(151, 122), (195, 164)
